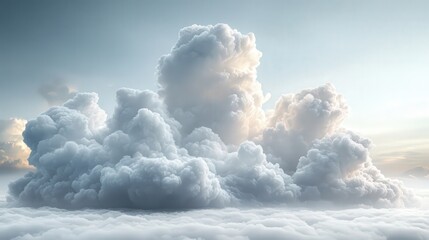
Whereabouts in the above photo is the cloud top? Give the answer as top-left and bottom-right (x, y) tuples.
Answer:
(158, 24), (266, 145)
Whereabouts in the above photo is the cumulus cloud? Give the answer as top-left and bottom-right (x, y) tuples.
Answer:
(0, 118), (31, 172)
(8, 23), (414, 210)
(0, 206), (428, 240)
(38, 80), (77, 106)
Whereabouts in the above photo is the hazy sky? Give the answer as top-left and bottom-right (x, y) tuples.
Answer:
(1, 2), (429, 239)
(1, 0), (428, 174)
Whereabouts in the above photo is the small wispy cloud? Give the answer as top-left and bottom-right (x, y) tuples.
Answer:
(38, 79), (77, 106)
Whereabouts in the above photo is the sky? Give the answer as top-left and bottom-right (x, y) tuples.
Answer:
(1, 0), (428, 175)
(1, 1), (429, 239)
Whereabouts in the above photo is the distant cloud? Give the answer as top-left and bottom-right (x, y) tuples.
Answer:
(372, 146), (429, 176)
(7, 24), (415, 209)
(403, 167), (429, 179)
(0, 118), (31, 172)
(38, 79), (77, 106)
(0, 206), (428, 240)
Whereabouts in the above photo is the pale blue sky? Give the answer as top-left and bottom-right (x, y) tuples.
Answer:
(1, 0), (428, 174)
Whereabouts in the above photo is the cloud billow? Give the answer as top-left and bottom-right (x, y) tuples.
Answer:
(260, 83), (348, 174)
(293, 131), (413, 207)
(158, 24), (267, 145)
(8, 24), (414, 209)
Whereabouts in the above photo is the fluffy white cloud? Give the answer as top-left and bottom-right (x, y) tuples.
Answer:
(0, 205), (428, 240)
(0, 118), (30, 171)
(7, 23), (414, 210)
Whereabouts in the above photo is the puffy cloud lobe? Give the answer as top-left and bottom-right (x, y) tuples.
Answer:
(158, 24), (267, 145)
(64, 92), (107, 133)
(0, 118), (31, 171)
(106, 88), (182, 158)
(293, 131), (415, 207)
(268, 83), (347, 141)
(221, 141), (300, 202)
(261, 84), (348, 173)
(8, 24), (413, 210)
(0, 206), (428, 240)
